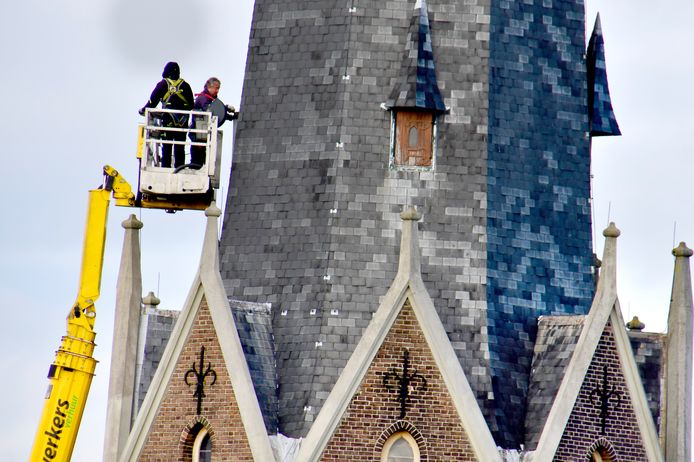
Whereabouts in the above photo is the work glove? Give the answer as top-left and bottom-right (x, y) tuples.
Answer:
(226, 105), (239, 120)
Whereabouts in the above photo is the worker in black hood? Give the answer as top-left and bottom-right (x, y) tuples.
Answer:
(139, 61), (194, 168)
(162, 61), (180, 79)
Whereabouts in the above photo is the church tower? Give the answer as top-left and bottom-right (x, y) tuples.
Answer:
(219, 0), (618, 447)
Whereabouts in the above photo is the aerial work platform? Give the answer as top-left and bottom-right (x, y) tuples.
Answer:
(134, 108), (223, 211)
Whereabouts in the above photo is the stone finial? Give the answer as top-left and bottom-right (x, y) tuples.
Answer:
(400, 206), (422, 221)
(205, 202), (222, 218)
(395, 206), (423, 280)
(603, 222), (620, 238)
(591, 252), (602, 288)
(122, 214), (143, 230)
(626, 316), (645, 331)
(596, 222), (619, 285)
(673, 242), (693, 258)
(142, 291), (161, 308)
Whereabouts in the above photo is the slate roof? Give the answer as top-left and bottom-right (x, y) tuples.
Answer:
(135, 306), (180, 413)
(220, 0), (494, 438)
(524, 315), (585, 450)
(485, 0), (595, 445)
(628, 330), (665, 433)
(229, 298), (279, 433)
(587, 14), (621, 136)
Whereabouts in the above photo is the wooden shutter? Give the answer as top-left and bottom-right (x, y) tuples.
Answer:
(395, 112), (433, 167)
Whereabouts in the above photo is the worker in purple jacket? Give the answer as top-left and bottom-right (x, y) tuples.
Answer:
(189, 77), (238, 168)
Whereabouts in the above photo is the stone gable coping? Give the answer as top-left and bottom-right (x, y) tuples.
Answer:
(118, 204), (275, 462)
(296, 207), (499, 461)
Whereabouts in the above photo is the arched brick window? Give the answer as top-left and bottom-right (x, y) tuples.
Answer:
(375, 420), (428, 462)
(180, 417), (214, 462)
(586, 438), (619, 461)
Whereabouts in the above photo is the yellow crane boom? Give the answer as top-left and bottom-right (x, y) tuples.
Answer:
(30, 167), (134, 462)
(29, 107), (223, 461)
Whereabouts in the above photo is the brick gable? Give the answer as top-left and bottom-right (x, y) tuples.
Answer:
(138, 297), (254, 461)
(554, 322), (649, 461)
(319, 300), (476, 461)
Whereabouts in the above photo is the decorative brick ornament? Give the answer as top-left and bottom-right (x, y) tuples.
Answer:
(184, 346), (218, 415)
(382, 349), (428, 419)
(590, 364), (622, 436)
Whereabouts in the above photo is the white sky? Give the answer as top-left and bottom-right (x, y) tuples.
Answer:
(0, 1), (691, 460)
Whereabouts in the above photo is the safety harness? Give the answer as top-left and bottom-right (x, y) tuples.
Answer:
(162, 78), (190, 127)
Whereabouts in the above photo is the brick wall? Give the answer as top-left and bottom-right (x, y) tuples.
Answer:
(553, 322), (648, 461)
(320, 301), (477, 461)
(138, 298), (254, 461)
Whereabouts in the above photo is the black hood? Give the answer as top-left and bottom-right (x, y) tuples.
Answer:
(162, 62), (180, 79)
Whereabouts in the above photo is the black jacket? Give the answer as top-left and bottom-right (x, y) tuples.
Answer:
(140, 62), (194, 127)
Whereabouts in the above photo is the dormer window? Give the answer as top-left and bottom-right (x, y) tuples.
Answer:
(385, 0), (445, 171)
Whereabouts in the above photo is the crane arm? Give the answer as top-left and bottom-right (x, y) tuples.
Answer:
(30, 167), (135, 462)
